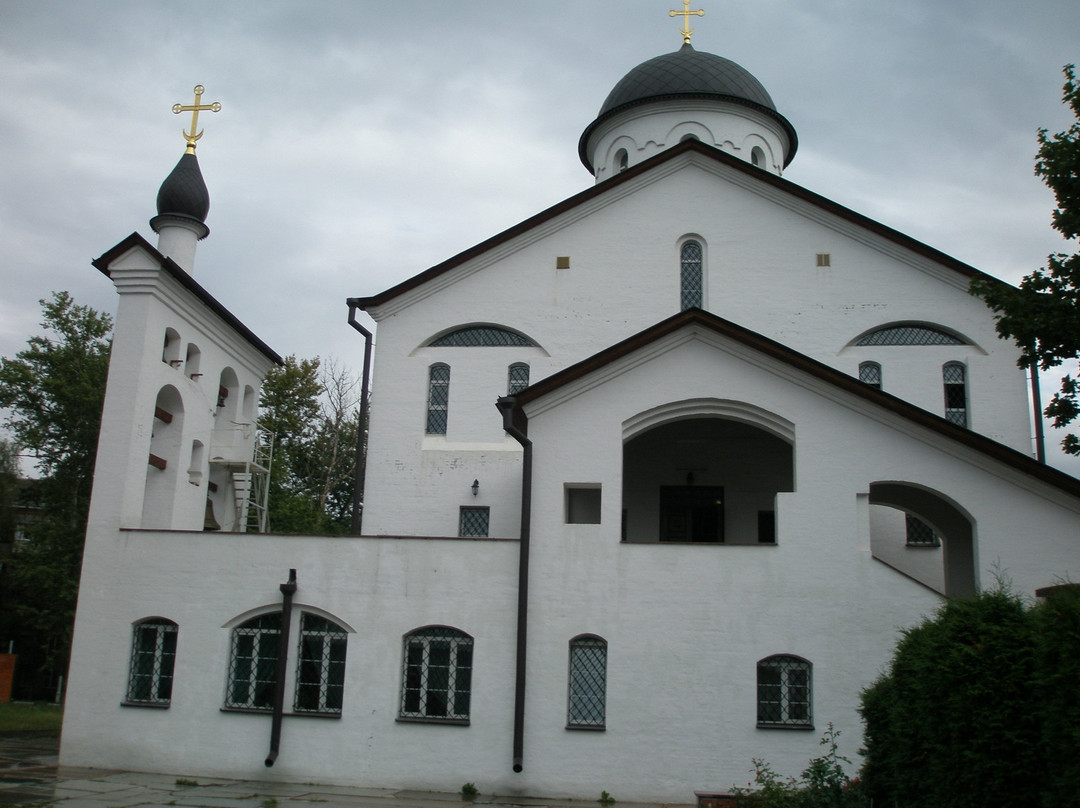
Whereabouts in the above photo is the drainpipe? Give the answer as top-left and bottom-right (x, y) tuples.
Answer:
(265, 569), (297, 767)
(496, 396), (532, 774)
(1030, 348), (1046, 464)
(346, 300), (374, 534)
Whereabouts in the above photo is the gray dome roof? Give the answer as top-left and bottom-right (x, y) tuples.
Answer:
(579, 43), (797, 172)
(600, 43), (777, 114)
(155, 152), (210, 223)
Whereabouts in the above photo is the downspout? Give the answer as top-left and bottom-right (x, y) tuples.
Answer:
(1030, 347), (1046, 463)
(346, 300), (374, 534)
(496, 396), (532, 774)
(265, 568), (297, 767)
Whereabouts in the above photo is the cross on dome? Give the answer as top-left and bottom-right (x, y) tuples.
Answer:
(669, 0), (705, 44)
(172, 85), (222, 154)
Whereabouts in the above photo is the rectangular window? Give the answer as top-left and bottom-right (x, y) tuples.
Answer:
(459, 506), (490, 537)
(225, 613), (281, 711)
(294, 613), (348, 714)
(757, 655), (813, 728)
(757, 510), (776, 544)
(566, 486), (602, 524)
(125, 620), (178, 706)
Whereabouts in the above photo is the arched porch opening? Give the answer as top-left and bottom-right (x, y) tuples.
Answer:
(869, 482), (977, 598)
(622, 401), (794, 544)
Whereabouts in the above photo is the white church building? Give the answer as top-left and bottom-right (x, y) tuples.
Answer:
(62, 22), (1080, 804)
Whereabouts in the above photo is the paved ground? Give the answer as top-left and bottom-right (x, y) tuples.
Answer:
(0, 734), (688, 808)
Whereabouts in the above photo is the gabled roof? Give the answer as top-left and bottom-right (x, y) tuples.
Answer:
(508, 307), (1080, 500)
(92, 232), (282, 365)
(355, 139), (1004, 311)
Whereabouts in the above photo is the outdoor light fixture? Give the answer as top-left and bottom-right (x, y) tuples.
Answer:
(472, 479), (480, 496)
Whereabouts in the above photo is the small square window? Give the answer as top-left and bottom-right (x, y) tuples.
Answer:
(459, 506), (489, 537)
(566, 486), (601, 524)
(556, 256), (571, 269)
(905, 514), (940, 547)
(816, 253), (831, 267)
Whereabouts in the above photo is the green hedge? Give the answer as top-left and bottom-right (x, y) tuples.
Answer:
(859, 585), (1080, 808)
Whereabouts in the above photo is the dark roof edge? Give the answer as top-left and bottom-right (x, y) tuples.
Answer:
(512, 307), (1080, 501)
(577, 93), (799, 172)
(92, 232), (283, 366)
(354, 140), (1007, 310)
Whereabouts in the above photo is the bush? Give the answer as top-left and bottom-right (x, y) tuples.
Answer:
(859, 585), (1080, 808)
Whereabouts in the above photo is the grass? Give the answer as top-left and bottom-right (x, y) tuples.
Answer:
(0, 701), (63, 733)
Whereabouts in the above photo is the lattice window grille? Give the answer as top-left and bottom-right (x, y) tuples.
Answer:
(507, 363), (530, 395)
(905, 514), (941, 547)
(431, 327), (534, 347)
(459, 506), (489, 538)
(943, 363), (968, 427)
(856, 325), (964, 346)
(426, 364), (450, 435)
(294, 613), (348, 714)
(400, 627), (473, 720)
(681, 241), (703, 310)
(859, 361), (882, 389)
(126, 620), (178, 704)
(757, 655), (812, 727)
(567, 636), (607, 728)
(225, 613), (281, 710)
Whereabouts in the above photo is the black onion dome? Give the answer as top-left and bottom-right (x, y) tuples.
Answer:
(155, 152), (210, 223)
(578, 43), (798, 171)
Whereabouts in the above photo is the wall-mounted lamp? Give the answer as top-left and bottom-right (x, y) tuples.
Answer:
(472, 479), (480, 497)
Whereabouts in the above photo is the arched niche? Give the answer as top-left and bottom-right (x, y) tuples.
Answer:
(143, 385), (185, 528)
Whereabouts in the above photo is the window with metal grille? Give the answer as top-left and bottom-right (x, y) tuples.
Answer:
(225, 613), (281, 711)
(859, 361), (882, 389)
(430, 327), (535, 347)
(125, 619), (178, 706)
(757, 655), (812, 728)
(680, 240), (703, 310)
(905, 514), (941, 547)
(426, 364), (450, 435)
(459, 506), (489, 537)
(567, 635), (607, 729)
(507, 363), (530, 395)
(856, 325), (964, 346)
(943, 362), (968, 427)
(294, 613), (348, 714)
(399, 627), (473, 722)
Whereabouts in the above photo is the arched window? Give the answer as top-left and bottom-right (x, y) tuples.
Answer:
(125, 618), (178, 706)
(185, 343), (202, 379)
(856, 324), (965, 346)
(162, 328), (182, 366)
(859, 361), (882, 389)
(426, 364), (450, 435)
(680, 240), (703, 310)
(400, 626), (473, 722)
(507, 363), (530, 395)
(429, 326), (535, 347)
(943, 362), (968, 427)
(751, 146), (766, 167)
(757, 654), (812, 728)
(615, 149), (629, 173)
(294, 613), (348, 715)
(567, 635), (607, 729)
(225, 613), (281, 711)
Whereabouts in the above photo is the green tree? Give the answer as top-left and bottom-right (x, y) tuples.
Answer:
(0, 291), (112, 698)
(258, 355), (360, 534)
(972, 65), (1080, 452)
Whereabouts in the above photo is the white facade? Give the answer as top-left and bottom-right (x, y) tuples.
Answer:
(63, 40), (1080, 804)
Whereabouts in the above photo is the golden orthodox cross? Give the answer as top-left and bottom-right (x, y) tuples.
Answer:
(172, 85), (222, 153)
(669, 0), (705, 44)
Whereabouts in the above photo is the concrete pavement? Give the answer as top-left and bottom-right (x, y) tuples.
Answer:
(0, 734), (689, 808)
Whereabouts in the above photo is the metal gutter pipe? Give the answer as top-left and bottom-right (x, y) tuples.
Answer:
(346, 300), (374, 534)
(1030, 351), (1046, 463)
(496, 396), (532, 774)
(265, 568), (297, 767)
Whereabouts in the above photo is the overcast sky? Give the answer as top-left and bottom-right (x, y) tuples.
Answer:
(2, 0), (1079, 471)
